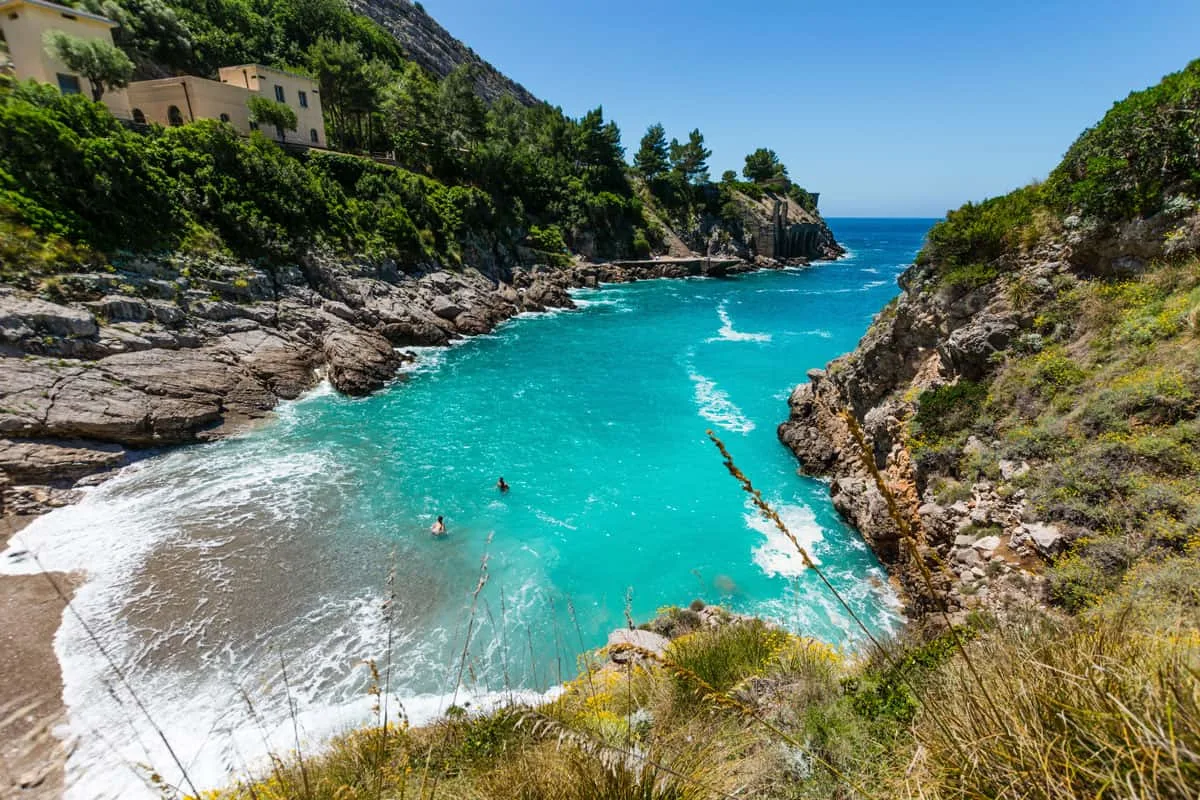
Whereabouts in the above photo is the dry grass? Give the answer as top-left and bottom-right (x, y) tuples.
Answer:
(905, 568), (1200, 799)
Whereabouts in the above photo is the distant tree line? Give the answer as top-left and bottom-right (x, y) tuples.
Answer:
(4, 0), (822, 267)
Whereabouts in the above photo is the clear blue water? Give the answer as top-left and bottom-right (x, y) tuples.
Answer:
(3, 218), (934, 796)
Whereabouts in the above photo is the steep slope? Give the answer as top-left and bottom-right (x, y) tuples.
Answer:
(779, 60), (1200, 618)
(346, 0), (539, 105)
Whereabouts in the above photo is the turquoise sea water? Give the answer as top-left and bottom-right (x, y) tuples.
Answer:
(2, 218), (934, 797)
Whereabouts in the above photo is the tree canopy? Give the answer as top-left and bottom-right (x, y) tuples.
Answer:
(743, 148), (788, 183)
(43, 32), (134, 102)
(247, 95), (297, 139)
(633, 123), (670, 180)
(670, 128), (711, 184)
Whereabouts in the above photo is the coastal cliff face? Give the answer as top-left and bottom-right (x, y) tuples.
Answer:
(646, 188), (844, 264)
(779, 209), (1200, 618)
(345, 0), (539, 106)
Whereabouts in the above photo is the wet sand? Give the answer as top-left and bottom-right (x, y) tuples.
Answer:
(1, 515), (75, 800)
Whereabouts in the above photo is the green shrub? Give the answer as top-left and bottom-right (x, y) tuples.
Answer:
(665, 620), (788, 699)
(1047, 58), (1200, 220)
(1048, 536), (1138, 611)
(911, 381), (987, 440)
(920, 184), (1045, 270)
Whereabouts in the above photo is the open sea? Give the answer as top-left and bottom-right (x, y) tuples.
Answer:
(1, 218), (935, 798)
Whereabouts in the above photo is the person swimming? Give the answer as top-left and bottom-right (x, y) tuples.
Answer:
(496, 476), (509, 493)
(431, 515), (446, 536)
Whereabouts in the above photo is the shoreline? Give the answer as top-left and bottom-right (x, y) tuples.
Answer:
(0, 515), (77, 800)
(0, 249), (854, 797)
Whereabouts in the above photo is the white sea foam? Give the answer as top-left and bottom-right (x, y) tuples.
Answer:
(396, 345), (449, 374)
(788, 329), (833, 339)
(687, 368), (755, 433)
(706, 301), (771, 343)
(572, 296), (633, 313)
(5, 464), (563, 800)
(0, 439), (366, 799)
(746, 500), (825, 577)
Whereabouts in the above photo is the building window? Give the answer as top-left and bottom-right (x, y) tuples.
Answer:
(132, 108), (146, 124)
(219, 113), (230, 123)
(274, 84), (285, 103)
(309, 128), (319, 143)
(298, 90), (308, 108)
(167, 105), (184, 126)
(56, 73), (81, 95)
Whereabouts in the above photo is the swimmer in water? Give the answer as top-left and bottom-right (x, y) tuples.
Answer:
(431, 515), (446, 536)
(497, 476), (509, 493)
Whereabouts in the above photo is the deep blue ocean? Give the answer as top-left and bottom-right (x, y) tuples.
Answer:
(2, 218), (935, 797)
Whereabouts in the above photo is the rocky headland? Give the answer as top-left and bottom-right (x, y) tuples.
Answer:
(778, 206), (1200, 620)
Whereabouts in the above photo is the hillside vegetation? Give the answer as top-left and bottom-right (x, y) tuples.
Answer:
(907, 59), (1200, 611)
(195, 58), (1200, 800)
(1, 0), (831, 289)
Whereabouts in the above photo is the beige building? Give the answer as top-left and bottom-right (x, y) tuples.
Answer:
(219, 64), (327, 148)
(0, 0), (327, 148)
(125, 64), (327, 148)
(127, 75), (252, 130)
(0, 0), (131, 118)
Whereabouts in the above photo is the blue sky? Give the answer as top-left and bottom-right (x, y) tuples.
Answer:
(420, 0), (1199, 217)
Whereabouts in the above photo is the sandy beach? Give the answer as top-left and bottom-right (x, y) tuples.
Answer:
(1, 515), (75, 800)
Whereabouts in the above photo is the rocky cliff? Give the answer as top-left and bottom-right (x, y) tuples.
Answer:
(778, 207), (1200, 620)
(346, 0), (539, 106)
(649, 188), (844, 264)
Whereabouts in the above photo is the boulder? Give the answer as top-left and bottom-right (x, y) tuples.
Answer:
(954, 547), (982, 567)
(0, 295), (97, 341)
(938, 315), (1018, 380)
(379, 318), (451, 347)
(321, 300), (359, 323)
(453, 312), (492, 335)
(1022, 522), (1065, 557)
(0, 438), (128, 483)
(86, 294), (151, 323)
(430, 296), (466, 321)
(523, 280), (574, 310)
(972, 535), (1002, 556)
(999, 459), (1030, 480)
(607, 629), (670, 664)
(322, 328), (405, 396)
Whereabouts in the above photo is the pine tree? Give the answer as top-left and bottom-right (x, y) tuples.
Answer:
(743, 148), (788, 183)
(669, 128), (711, 184)
(633, 123), (670, 180)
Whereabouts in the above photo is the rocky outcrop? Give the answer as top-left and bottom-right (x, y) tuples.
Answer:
(777, 247), (1073, 619)
(661, 188), (844, 264)
(345, 0), (538, 106)
(778, 203), (1200, 620)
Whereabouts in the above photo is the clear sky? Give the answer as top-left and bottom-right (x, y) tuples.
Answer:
(418, 0), (1199, 217)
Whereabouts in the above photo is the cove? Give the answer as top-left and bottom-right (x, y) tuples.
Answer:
(4, 218), (933, 797)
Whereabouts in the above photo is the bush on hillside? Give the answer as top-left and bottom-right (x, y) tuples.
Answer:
(1048, 58), (1200, 220)
(922, 59), (1200, 274)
